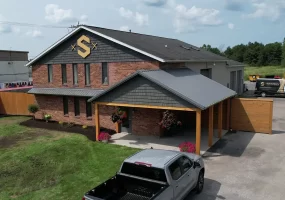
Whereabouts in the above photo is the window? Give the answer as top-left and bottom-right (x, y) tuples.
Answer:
(200, 68), (212, 79)
(63, 96), (68, 115)
(74, 97), (80, 116)
(48, 64), (53, 82)
(86, 98), (92, 117)
(178, 156), (193, 174)
(62, 64), (67, 84)
(85, 63), (91, 86)
(73, 64), (78, 85)
(169, 159), (182, 180)
(102, 62), (108, 85)
(121, 162), (167, 182)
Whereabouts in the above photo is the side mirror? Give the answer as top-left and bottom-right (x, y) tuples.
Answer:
(193, 162), (201, 169)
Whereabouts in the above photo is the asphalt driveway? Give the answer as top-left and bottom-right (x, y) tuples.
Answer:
(186, 98), (285, 200)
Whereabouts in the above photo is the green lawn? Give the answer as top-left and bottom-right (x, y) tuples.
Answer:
(244, 65), (285, 80)
(0, 116), (139, 200)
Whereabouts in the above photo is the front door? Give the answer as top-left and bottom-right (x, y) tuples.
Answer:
(120, 107), (132, 133)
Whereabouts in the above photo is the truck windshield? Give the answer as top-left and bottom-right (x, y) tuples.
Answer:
(121, 162), (167, 183)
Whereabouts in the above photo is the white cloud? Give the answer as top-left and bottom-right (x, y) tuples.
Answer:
(143, 0), (167, 7)
(120, 26), (130, 31)
(245, 0), (285, 21)
(173, 4), (223, 33)
(119, 7), (149, 26)
(45, 4), (88, 24)
(228, 23), (235, 29)
(26, 29), (43, 38)
(0, 15), (21, 34)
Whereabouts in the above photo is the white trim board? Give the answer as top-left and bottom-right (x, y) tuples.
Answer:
(26, 26), (165, 67)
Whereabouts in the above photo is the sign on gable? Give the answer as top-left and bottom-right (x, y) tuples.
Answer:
(71, 35), (98, 58)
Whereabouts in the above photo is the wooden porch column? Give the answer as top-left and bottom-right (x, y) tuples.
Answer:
(115, 122), (120, 133)
(95, 102), (100, 141)
(226, 98), (231, 130)
(208, 106), (214, 147)
(196, 110), (201, 155)
(218, 101), (223, 138)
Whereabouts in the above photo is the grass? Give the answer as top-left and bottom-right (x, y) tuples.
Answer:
(244, 65), (285, 80)
(0, 116), (139, 200)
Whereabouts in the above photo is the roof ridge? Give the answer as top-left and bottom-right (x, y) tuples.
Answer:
(84, 25), (177, 40)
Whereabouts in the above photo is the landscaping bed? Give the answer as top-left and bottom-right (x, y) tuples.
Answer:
(20, 119), (116, 141)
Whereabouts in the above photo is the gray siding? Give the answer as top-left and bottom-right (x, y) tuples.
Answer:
(97, 76), (196, 108)
(0, 51), (28, 61)
(0, 61), (29, 83)
(35, 30), (153, 65)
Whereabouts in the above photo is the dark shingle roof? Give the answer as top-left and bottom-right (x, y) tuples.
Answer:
(28, 88), (103, 97)
(89, 68), (237, 110)
(86, 26), (244, 64)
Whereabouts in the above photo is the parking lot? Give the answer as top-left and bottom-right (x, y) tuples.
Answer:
(187, 97), (285, 200)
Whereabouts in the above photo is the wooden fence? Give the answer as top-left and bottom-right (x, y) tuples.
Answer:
(230, 98), (273, 134)
(0, 92), (36, 115)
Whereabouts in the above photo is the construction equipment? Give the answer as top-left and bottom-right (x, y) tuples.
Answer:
(249, 75), (260, 82)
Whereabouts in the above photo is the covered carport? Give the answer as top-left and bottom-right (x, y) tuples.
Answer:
(88, 68), (236, 155)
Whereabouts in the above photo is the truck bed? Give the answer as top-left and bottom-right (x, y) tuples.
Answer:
(84, 174), (168, 200)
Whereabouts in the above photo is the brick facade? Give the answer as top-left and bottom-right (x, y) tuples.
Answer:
(33, 61), (161, 132)
(132, 108), (161, 136)
(32, 61), (160, 89)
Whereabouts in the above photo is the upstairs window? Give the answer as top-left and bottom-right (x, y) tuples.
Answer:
(73, 64), (78, 85)
(85, 63), (91, 86)
(74, 97), (80, 116)
(86, 98), (92, 117)
(48, 64), (53, 83)
(61, 64), (67, 84)
(102, 62), (108, 85)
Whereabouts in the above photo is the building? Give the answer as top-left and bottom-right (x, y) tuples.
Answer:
(26, 26), (244, 154)
(0, 50), (32, 89)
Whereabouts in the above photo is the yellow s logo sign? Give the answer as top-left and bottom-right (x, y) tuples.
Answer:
(77, 35), (91, 58)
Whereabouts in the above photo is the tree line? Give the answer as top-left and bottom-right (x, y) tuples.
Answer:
(201, 38), (285, 67)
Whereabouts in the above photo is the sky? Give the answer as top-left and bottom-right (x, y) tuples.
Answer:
(0, 0), (285, 59)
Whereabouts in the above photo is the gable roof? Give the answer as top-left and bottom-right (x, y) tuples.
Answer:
(26, 25), (244, 67)
(88, 68), (237, 110)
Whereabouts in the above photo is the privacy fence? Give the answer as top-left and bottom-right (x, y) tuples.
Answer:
(0, 92), (35, 116)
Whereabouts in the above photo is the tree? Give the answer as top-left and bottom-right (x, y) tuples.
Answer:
(201, 44), (224, 56)
(28, 104), (39, 120)
(282, 38), (285, 67)
(263, 42), (282, 66)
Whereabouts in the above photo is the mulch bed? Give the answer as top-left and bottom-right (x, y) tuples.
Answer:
(20, 119), (116, 141)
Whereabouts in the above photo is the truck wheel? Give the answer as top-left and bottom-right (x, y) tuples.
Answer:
(195, 171), (204, 194)
(261, 92), (266, 97)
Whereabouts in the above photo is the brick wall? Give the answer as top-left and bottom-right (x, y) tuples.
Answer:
(34, 95), (95, 126)
(98, 105), (116, 131)
(32, 61), (160, 89)
(132, 108), (161, 136)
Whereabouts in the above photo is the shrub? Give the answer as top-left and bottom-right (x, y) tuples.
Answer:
(179, 142), (196, 153)
(28, 104), (39, 119)
(98, 132), (111, 141)
(44, 114), (52, 122)
(159, 110), (182, 130)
